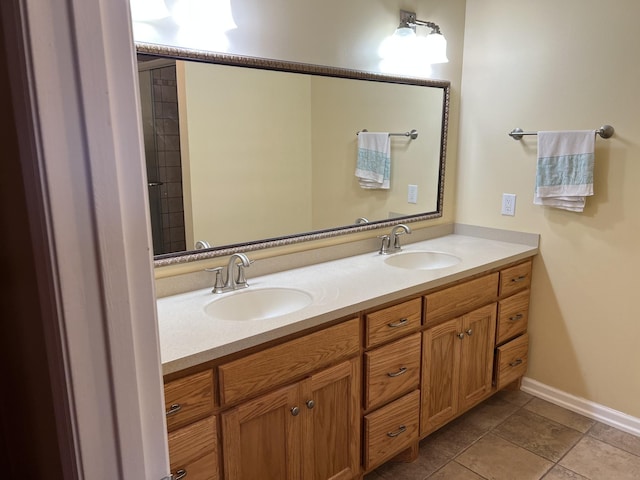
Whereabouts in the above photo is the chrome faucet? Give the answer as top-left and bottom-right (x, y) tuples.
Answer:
(390, 224), (412, 253)
(206, 253), (252, 293)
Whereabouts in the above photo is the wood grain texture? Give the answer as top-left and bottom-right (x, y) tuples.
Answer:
(301, 358), (361, 480)
(496, 289), (530, 345)
(221, 384), (301, 480)
(364, 390), (420, 471)
(495, 333), (529, 390)
(365, 298), (421, 348)
(164, 369), (215, 432)
(219, 318), (359, 405)
(424, 273), (499, 327)
(499, 260), (532, 297)
(168, 416), (219, 480)
(364, 333), (421, 410)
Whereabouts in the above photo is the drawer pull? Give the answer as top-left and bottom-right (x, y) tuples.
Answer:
(509, 358), (523, 367)
(291, 406), (300, 416)
(509, 313), (524, 321)
(387, 425), (407, 438)
(306, 400), (315, 409)
(387, 367), (408, 378)
(173, 469), (187, 480)
(510, 275), (527, 283)
(165, 403), (182, 416)
(388, 318), (408, 328)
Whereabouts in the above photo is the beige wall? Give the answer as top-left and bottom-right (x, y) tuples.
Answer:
(458, 0), (640, 417)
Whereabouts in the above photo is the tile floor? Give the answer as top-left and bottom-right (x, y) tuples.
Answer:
(364, 390), (640, 480)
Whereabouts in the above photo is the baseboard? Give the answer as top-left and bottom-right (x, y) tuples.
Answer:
(520, 377), (640, 437)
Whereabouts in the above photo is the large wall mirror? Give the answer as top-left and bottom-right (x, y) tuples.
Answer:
(136, 43), (450, 267)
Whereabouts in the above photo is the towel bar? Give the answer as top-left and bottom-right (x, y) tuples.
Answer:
(357, 129), (418, 140)
(509, 125), (614, 140)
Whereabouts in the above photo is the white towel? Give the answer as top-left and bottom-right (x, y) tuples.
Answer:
(534, 130), (595, 212)
(355, 132), (391, 189)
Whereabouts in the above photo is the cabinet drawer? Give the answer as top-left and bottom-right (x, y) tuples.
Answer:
(364, 333), (421, 410)
(495, 333), (529, 390)
(219, 318), (359, 405)
(364, 390), (420, 471)
(499, 261), (532, 297)
(425, 273), (499, 327)
(365, 298), (421, 348)
(496, 290), (530, 345)
(168, 416), (219, 480)
(165, 370), (215, 432)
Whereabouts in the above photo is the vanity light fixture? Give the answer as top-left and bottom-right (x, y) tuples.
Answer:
(380, 10), (449, 65)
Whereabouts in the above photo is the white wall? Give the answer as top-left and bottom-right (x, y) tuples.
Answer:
(458, 0), (640, 418)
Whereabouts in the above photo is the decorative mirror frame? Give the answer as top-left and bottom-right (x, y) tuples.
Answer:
(136, 43), (450, 267)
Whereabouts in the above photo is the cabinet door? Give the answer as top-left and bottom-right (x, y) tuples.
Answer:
(459, 303), (497, 411)
(222, 384), (301, 480)
(421, 318), (462, 434)
(301, 358), (360, 480)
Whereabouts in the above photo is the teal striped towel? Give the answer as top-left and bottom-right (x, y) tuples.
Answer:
(534, 130), (595, 212)
(355, 132), (391, 189)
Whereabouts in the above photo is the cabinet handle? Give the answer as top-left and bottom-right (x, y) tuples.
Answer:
(510, 275), (527, 283)
(387, 425), (407, 438)
(509, 358), (523, 367)
(509, 313), (524, 322)
(466, 329), (473, 336)
(387, 367), (408, 378)
(291, 406), (300, 416)
(388, 318), (408, 328)
(306, 400), (315, 409)
(166, 403), (182, 416)
(457, 332), (465, 340)
(172, 469), (187, 480)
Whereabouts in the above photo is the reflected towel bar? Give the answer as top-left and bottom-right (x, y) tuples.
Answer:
(509, 125), (614, 140)
(357, 129), (418, 139)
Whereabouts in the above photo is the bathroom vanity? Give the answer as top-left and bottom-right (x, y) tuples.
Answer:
(156, 231), (536, 480)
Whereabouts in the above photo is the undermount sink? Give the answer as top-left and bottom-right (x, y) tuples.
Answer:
(384, 251), (461, 270)
(204, 287), (313, 321)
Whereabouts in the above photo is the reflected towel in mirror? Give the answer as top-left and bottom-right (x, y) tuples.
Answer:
(356, 132), (391, 189)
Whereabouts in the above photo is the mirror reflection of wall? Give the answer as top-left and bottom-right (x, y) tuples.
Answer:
(137, 58), (186, 255)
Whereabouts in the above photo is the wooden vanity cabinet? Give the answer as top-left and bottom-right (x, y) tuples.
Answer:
(164, 369), (219, 480)
(220, 319), (361, 480)
(421, 303), (497, 434)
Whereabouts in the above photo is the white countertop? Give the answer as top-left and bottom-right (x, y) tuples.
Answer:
(157, 233), (537, 375)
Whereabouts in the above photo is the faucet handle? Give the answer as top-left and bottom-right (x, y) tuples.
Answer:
(205, 267), (225, 293)
(377, 235), (391, 255)
(234, 258), (254, 288)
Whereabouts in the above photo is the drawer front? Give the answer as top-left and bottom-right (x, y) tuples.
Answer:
(496, 290), (530, 345)
(425, 273), (499, 327)
(495, 333), (529, 390)
(168, 416), (219, 480)
(219, 317), (360, 405)
(499, 261), (532, 297)
(364, 390), (420, 471)
(165, 370), (215, 432)
(365, 298), (421, 348)
(365, 333), (421, 410)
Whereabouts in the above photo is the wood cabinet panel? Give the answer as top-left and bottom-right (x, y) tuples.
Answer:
(495, 333), (529, 390)
(168, 416), (218, 480)
(364, 333), (421, 410)
(301, 358), (360, 480)
(425, 273), (498, 327)
(497, 289), (530, 345)
(221, 384), (301, 480)
(164, 369), (215, 432)
(219, 318), (359, 405)
(499, 260), (532, 297)
(364, 390), (420, 471)
(365, 298), (421, 348)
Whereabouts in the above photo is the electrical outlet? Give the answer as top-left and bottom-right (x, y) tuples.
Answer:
(407, 184), (418, 204)
(501, 193), (516, 216)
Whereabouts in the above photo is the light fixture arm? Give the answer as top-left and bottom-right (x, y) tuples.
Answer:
(399, 10), (443, 35)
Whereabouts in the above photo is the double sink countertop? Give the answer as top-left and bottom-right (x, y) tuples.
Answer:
(157, 228), (538, 375)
